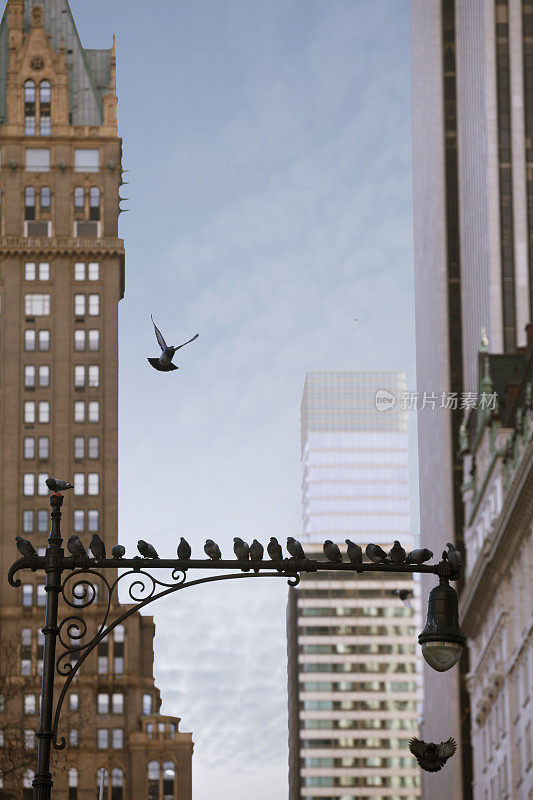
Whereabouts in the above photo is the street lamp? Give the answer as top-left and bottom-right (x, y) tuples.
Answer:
(418, 577), (466, 672)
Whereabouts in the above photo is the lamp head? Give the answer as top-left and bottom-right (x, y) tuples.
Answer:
(418, 581), (466, 672)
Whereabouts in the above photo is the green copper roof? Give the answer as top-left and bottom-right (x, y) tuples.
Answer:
(0, 0), (112, 126)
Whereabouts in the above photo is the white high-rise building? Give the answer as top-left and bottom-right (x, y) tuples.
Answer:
(288, 371), (422, 800)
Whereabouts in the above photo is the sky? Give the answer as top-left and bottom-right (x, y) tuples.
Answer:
(70, 1), (414, 797)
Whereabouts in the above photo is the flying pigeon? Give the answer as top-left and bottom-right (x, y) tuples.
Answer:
(409, 737), (457, 772)
(389, 541), (407, 565)
(407, 548), (433, 564)
(233, 537), (250, 571)
(45, 478), (73, 493)
(249, 539), (264, 572)
(393, 588), (413, 609)
(267, 536), (283, 562)
(89, 534), (106, 561)
(111, 544), (126, 559)
(15, 536), (37, 557)
(204, 539), (221, 560)
(365, 543), (389, 564)
(67, 535), (87, 560)
(345, 539), (362, 564)
(446, 543), (462, 570)
(148, 315), (199, 372)
(323, 540), (342, 563)
(137, 540), (159, 559)
(177, 537), (192, 560)
(287, 537), (306, 559)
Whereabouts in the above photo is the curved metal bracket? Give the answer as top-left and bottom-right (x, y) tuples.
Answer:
(51, 566), (299, 750)
(8, 555), (42, 587)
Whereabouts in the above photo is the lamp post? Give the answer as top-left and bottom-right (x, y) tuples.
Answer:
(7, 493), (465, 799)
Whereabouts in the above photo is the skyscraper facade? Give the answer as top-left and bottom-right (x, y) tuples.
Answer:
(288, 371), (421, 800)
(411, 1), (533, 797)
(0, 2), (192, 797)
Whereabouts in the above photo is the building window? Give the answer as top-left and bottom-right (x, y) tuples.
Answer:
(73, 510), (84, 532)
(111, 728), (123, 749)
(89, 188), (100, 220)
(25, 187), (35, 220)
(87, 473), (99, 495)
(111, 767), (123, 800)
(74, 187), (84, 210)
(88, 365), (99, 387)
(24, 402), (35, 424)
(74, 437), (85, 459)
(88, 294), (99, 315)
(36, 630), (44, 675)
(69, 694), (79, 712)
(38, 365), (50, 387)
(142, 694), (152, 715)
(25, 262), (36, 280)
(24, 80), (36, 135)
(38, 261), (49, 280)
(73, 474), (85, 495)
(74, 149), (99, 172)
(22, 509), (34, 532)
(88, 509), (99, 532)
(20, 628), (32, 676)
(39, 80), (51, 135)
(38, 330), (50, 351)
(68, 767), (78, 800)
(97, 638), (108, 674)
(88, 437), (99, 458)
(25, 294), (50, 315)
(74, 401), (85, 423)
(74, 330), (85, 351)
(38, 401), (50, 423)
(97, 693), (109, 714)
(24, 365), (36, 387)
(69, 729), (78, 747)
(25, 148), (50, 172)
(23, 473), (35, 495)
(24, 694), (36, 715)
(88, 262), (99, 280)
(23, 769), (34, 800)
(40, 188), (50, 212)
(24, 330), (36, 351)
(148, 762), (159, 800)
(24, 729), (35, 749)
(88, 401), (100, 422)
(113, 625), (124, 674)
(74, 294), (85, 316)
(74, 262), (85, 280)
(88, 329), (100, 351)
(36, 585), (46, 607)
(74, 365), (85, 388)
(111, 692), (123, 714)
(37, 473), (49, 495)
(37, 509), (48, 532)
(22, 585), (33, 607)
(37, 436), (49, 459)
(163, 762), (175, 800)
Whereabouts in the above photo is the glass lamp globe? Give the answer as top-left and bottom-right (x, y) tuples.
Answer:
(418, 581), (466, 672)
(421, 640), (463, 672)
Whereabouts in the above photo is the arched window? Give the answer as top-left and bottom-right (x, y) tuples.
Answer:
(89, 187), (100, 220)
(162, 762), (175, 800)
(74, 187), (85, 211)
(25, 187), (35, 220)
(147, 761), (159, 800)
(111, 767), (123, 800)
(68, 767), (78, 800)
(24, 80), (35, 135)
(23, 768), (34, 799)
(39, 80), (51, 135)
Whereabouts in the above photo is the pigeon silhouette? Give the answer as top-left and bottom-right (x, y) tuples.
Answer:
(323, 540), (342, 563)
(148, 315), (199, 372)
(137, 540), (159, 559)
(287, 537), (306, 559)
(249, 539), (264, 572)
(177, 537), (192, 560)
(366, 543), (389, 564)
(409, 737), (456, 772)
(89, 534), (106, 560)
(45, 478), (73, 493)
(233, 537), (250, 571)
(446, 543), (462, 570)
(67, 535), (87, 560)
(204, 539), (221, 560)
(267, 536), (283, 562)
(393, 588), (413, 609)
(15, 536), (37, 557)
(111, 544), (126, 559)
(407, 548), (433, 564)
(345, 539), (362, 564)
(389, 541), (407, 564)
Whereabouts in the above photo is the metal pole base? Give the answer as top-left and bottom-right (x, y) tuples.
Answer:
(32, 773), (53, 799)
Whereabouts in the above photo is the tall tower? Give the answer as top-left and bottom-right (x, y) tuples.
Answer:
(411, 1), (533, 797)
(0, 2), (193, 798)
(287, 372), (421, 800)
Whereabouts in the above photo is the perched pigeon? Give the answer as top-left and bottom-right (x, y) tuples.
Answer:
(67, 535), (87, 559)
(147, 315), (199, 372)
(249, 539), (264, 573)
(89, 534), (106, 561)
(365, 543), (389, 564)
(389, 541), (407, 565)
(393, 588), (413, 609)
(409, 737), (456, 772)
(267, 537), (283, 562)
(407, 548), (433, 564)
(111, 544), (126, 559)
(45, 478), (73, 493)
(287, 537), (306, 559)
(446, 543), (462, 570)
(233, 537), (250, 571)
(204, 539), (221, 560)
(345, 539), (363, 564)
(15, 536), (37, 557)
(177, 537), (192, 560)
(323, 540), (342, 563)
(137, 540), (159, 559)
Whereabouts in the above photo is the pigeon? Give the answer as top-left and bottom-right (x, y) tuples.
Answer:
(287, 537), (306, 559)
(233, 537), (250, 571)
(345, 539), (363, 564)
(15, 536), (37, 557)
(365, 543), (389, 564)
(204, 539), (221, 560)
(111, 544), (126, 559)
(148, 315), (199, 372)
(389, 541), (407, 564)
(267, 536), (283, 562)
(446, 543), (462, 570)
(177, 537), (192, 560)
(323, 540), (342, 563)
(137, 540), (159, 559)
(67, 535), (87, 560)
(409, 737), (456, 772)
(89, 534), (106, 560)
(249, 539), (264, 573)
(45, 478), (73, 493)
(393, 588), (413, 609)
(407, 548), (433, 564)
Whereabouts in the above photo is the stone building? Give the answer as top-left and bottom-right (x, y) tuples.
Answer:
(0, 1), (193, 797)
(460, 330), (533, 800)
